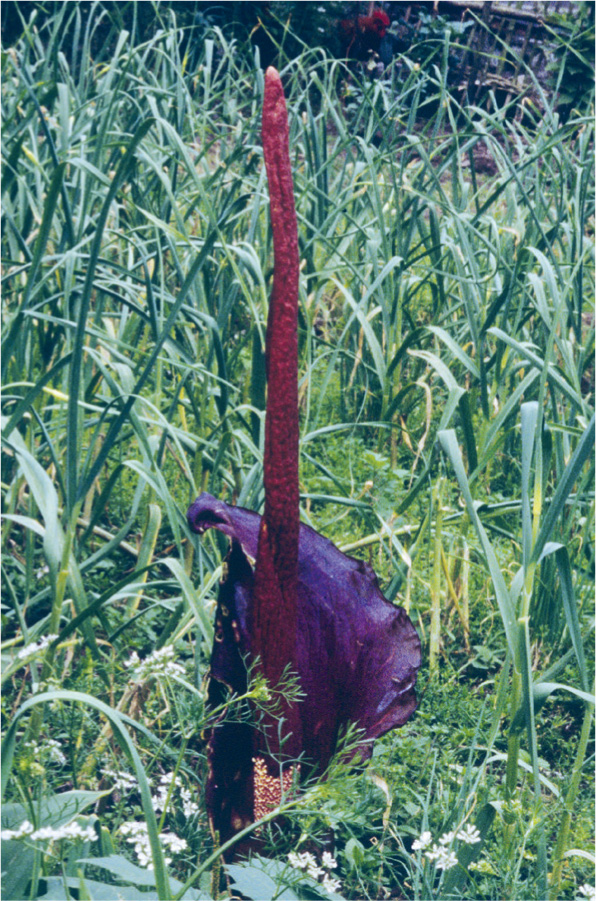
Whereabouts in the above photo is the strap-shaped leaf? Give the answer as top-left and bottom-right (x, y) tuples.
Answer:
(532, 414), (595, 563)
(438, 429), (519, 661)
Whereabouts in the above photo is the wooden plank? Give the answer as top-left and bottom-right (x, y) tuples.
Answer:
(420, 0), (574, 26)
(513, 21), (535, 78)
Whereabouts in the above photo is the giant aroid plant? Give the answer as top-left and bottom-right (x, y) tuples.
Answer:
(187, 68), (421, 847)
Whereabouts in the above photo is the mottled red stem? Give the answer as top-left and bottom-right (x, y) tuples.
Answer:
(251, 67), (301, 745)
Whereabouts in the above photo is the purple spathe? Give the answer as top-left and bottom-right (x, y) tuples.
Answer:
(188, 491), (420, 770)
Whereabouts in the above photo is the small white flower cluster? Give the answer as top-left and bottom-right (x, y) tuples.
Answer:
(17, 634), (57, 660)
(124, 646), (185, 681)
(1, 819), (97, 843)
(288, 850), (341, 894)
(412, 824), (481, 871)
(102, 768), (138, 793)
(101, 768), (199, 820)
(152, 772), (200, 819)
(578, 885), (596, 901)
(24, 739), (67, 767)
(422, 844), (458, 872)
(119, 821), (188, 869)
(0, 820), (35, 840)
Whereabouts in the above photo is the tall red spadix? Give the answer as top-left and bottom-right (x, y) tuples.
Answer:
(251, 68), (301, 751)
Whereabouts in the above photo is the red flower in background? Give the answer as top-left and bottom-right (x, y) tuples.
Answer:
(339, 7), (391, 58)
(187, 66), (420, 849)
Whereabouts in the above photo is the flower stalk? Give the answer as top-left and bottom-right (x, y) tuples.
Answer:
(187, 67), (420, 849)
(252, 67), (302, 754)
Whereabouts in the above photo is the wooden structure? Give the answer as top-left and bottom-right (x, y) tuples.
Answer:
(385, 0), (593, 109)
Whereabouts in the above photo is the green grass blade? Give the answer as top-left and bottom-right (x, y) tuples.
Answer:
(532, 415), (595, 562)
(438, 429), (518, 660)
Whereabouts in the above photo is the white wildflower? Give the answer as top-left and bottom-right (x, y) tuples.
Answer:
(412, 830), (432, 851)
(292, 851), (317, 870)
(138, 849), (154, 867)
(435, 848), (458, 871)
(578, 886), (596, 901)
(45, 739), (67, 766)
(24, 739), (67, 767)
(425, 844), (458, 871)
(17, 635), (57, 660)
(151, 772), (176, 812)
(1, 819), (96, 843)
(150, 772), (199, 820)
(322, 873), (342, 894)
(0, 819), (34, 840)
(103, 768), (137, 793)
(124, 646), (185, 681)
(120, 821), (152, 868)
(32, 822), (96, 842)
(307, 864), (325, 879)
(120, 821), (147, 837)
(161, 831), (188, 854)
(124, 651), (141, 669)
(457, 824), (481, 844)
(29, 826), (58, 841)
(120, 821), (148, 839)
(59, 822), (94, 841)
(289, 851), (342, 894)
(119, 821), (187, 870)
(439, 830), (456, 845)
(179, 785), (200, 818)
(424, 843), (441, 861)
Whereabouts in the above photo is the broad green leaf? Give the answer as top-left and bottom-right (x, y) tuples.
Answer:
(1, 839), (35, 901)
(76, 857), (208, 899)
(1, 790), (107, 832)
(38, 875), (161, 900)
(226, 863), (296, 901)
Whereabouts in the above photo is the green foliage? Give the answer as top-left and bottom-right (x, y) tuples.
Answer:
(1, 4), (594, 901)
(547, 7), (596, 117)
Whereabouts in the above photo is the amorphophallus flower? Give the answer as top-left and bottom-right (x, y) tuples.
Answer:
(187, 67), (421, 847)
